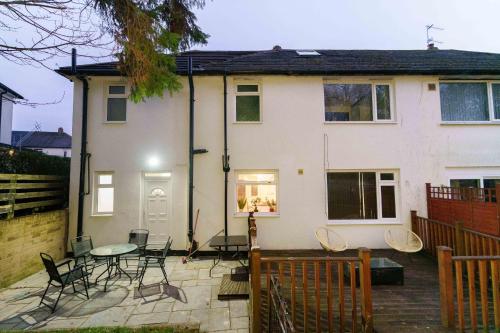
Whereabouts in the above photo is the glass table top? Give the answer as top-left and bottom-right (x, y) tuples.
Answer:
(351, 257), (403, 269)
(90, 243), (138, 257)
(370, 257), (403, 268)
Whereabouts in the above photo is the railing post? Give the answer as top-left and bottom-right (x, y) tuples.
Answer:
(496, 183), (500, 237)
(426, 183), (432, 219)
(437, 246), (455, 328)
(454, 221), (465, 256)
(358, 248), (373, 333)
(250, 245), (261, 333)
(411, 210), (418, 234)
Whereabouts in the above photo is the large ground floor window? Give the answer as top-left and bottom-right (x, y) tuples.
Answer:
(327, 170), (398, 222)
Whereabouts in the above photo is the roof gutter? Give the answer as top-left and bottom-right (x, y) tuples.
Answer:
(72, 48), (89, 238)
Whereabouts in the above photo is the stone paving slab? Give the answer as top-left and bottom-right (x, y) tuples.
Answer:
(0, 256), (249, 332)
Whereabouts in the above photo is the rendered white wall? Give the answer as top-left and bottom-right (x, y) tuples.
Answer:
(0, 99), (13, 145)
(68, 75), (500, 251)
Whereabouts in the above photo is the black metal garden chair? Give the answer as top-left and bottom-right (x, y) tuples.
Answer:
(39, 253), (89, 313)
(70, 235), (106, 282)
(137, 236), (172, 289)
(123, 229), (149, 267)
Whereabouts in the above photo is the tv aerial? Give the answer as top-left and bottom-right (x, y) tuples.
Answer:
(426, 24), (444, 48)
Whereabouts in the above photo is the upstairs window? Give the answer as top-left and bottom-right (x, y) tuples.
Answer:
(440, 82), (500, 122)
(236, 170), (278, 215)
(106, 85), (127, 122)
(235, 84), (261, 122)
(93, 172), (114, 215)
(324, 83), (393, 122)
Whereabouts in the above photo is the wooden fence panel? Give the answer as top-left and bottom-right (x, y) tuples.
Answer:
(0, 174), (67, 220)
(426, 183), (500, 237)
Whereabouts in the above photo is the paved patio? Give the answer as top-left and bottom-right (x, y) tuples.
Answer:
(0, 256), (249, 332)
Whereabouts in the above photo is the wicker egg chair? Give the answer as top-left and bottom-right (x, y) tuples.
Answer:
(384, 227), (423, 253)
(315, 227), (348, 253)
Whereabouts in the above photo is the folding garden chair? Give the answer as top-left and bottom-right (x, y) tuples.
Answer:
(39, 253), (89, 313)
(71, 235), (106, 283)
(137, 236), (172, 289)
(123, 229), (149, 267)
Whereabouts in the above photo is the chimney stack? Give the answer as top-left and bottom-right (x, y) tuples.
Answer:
(58, 127), (64, 134)
(272, 45), (282, 51)
(427, 43), (438, 50)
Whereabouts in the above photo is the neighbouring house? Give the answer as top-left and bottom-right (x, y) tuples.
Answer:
(56, 47), (500, 251)
(11, 127), (72, 157)
(0, 82), (23, 145)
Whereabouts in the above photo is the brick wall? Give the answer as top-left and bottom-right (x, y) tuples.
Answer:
(0, 209), (68, 288)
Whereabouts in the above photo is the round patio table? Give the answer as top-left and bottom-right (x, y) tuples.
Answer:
(90, 243), (138, 291)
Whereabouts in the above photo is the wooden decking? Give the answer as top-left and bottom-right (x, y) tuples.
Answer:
(260, 249), (453, 333)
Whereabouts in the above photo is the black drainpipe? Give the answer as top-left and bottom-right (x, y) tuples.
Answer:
(72, 48), (89, 238)
(222, 73), (230, 240)
(188, 57), (195, 242)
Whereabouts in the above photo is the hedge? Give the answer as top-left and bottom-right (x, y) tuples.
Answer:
(0, 146), (70, 176)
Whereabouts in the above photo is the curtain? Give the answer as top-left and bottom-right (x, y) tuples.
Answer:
(440, 83), (489, 121)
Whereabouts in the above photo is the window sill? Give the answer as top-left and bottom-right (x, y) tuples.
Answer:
(91, 214), (113, 217)
(440, 121), (500, 125)
(327, 220), (401, 225)
(103, 121), (127, 124)
(234, 212), (279, 218)
(324, 121), (397, 124)
(233, 121), (263, 124)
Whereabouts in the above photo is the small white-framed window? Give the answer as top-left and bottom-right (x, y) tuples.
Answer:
(235, 170), (278, 215)
(105, 84), (127, 122)
(439, 81), (500, 122)
(326, 170), (399, 223)
(93, 172), (114, 215)
(235, 83), (261, 122)
(324, 82), (394, 122)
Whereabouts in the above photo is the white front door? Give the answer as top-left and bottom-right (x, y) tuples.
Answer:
(143, 179), (170, 244)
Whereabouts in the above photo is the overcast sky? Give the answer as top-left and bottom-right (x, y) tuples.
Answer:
(2, 0), (500, 134)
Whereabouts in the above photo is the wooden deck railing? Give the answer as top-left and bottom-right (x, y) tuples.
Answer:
(249, 214), (373, 333)
(0, 174), (67, 219)
(411, 211), (500, 257)
(437, 246), (500, 332)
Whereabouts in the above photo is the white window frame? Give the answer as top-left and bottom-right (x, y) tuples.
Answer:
(92, 171), (114, 216)
(234, 170), (279, 217)
(234, 81), (262, 123)
(323, 80), (396, 123)
(448, 175), (500, 188)
(326, 169), (400, 225)
(104, 83), (127, 123)
(439, 80), (500, 124)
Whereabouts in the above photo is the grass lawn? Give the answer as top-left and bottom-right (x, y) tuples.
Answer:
(8, 326), (199, 333)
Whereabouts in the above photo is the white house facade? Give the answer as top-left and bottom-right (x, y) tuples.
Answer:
(57, 48), (500, 251)
(0, 82), (23, 145)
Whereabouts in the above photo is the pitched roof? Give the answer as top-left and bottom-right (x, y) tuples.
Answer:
(0, 82), (24, 99)
(11, 130), (72, 149)
(56, 48), (500, 76)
